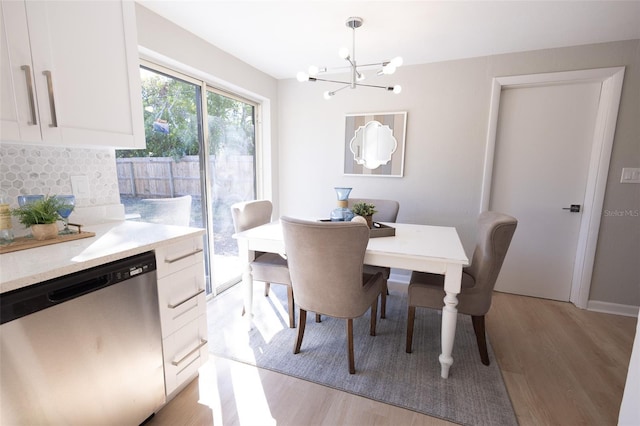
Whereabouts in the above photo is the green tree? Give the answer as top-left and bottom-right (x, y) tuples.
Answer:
(117, 67), (256, 160)
(207, 92), (255, 157)
(117, 70), (200, 159)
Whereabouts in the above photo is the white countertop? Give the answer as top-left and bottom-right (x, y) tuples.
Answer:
(0, 221), (205, 294)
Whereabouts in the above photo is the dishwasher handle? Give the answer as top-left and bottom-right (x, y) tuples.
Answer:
(48, 275), (110, 303)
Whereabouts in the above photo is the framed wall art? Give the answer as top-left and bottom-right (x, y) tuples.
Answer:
(343, 111), (406, 177)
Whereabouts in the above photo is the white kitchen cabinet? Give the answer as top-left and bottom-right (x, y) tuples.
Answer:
(155, 236), (209, 398)
(0, 0), (144, 148)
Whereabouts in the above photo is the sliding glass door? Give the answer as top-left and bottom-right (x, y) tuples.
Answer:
(205, 88), (257, 293)
(116, 63), (259, 295)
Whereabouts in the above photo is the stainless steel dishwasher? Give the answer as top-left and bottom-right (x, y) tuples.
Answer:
(0, 251), (165, 425)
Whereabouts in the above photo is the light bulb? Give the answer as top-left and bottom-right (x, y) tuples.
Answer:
(338, 47), (350, 59)
(390, 56), (403, 67)
(356, 72), (365, 82)
(393, 85), (402, 94)
(296, 72), (309, 82)
(323, 91), (334, 100)
(308, 65), (319, 76)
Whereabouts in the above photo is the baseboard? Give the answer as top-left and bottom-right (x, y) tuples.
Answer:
(390, 272), (639, 319)
(587, 300), (639, 318)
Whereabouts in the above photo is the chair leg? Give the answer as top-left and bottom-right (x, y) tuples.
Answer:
(406, 305), (416, 353)
(294, 309), (307, 354)
(370, 295), (378, 336)
(380, 281), (387, 319)
(287, 286), (295, 328)
(315, 313), (321, 323)
(346, 318), (355, 374)
(472, 315), (490, 365)
(264, 282), (270, 297)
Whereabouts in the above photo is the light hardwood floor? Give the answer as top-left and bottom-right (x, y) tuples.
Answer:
(149, 291), (636, 426)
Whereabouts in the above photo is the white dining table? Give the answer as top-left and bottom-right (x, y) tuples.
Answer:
(234, 221), (469, 378)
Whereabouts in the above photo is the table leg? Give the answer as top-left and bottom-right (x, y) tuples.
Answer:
(237, 239), (255, 326)
(439, 265), (462, 378)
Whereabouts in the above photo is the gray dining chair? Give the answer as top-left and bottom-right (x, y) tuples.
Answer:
(348, 198), (400, 318)
(281, 216), (385, 374)
(231, 200), (295, 328)
(406, 211), (517, 365)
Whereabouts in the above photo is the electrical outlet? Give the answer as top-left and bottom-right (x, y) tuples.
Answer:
(70, 175), (90, 197)
(620, 168), (640, 184)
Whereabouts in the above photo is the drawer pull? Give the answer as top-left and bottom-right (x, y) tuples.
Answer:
(171, 339), (207, 367)
(164, 248), (203, 264)
(168, 289), (205, 309)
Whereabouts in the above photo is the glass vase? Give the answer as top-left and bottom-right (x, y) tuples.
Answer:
(330, 187), (355, 221)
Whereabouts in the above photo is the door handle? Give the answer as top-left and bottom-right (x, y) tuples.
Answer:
(562, 204), (581, 213)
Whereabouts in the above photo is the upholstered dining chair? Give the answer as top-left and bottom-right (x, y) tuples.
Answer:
(281, 216), (385, 374)
(231, 200), (295, 328)
(348, 198), (400, 318)
(405, 211), (517, 365)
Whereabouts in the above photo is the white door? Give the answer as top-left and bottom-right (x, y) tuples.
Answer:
(490, 82), (602, 301)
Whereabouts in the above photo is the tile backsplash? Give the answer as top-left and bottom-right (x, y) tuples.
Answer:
(0, 143), (120, 209)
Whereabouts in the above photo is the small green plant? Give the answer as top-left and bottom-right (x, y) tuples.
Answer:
(351, 202), (377, 217)
(11, 195), (69, 227)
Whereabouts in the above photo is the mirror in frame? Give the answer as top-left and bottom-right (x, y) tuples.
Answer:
(344, 112), (406, 177)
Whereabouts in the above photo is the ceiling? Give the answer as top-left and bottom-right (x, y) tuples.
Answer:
(138, 1), (640, 80)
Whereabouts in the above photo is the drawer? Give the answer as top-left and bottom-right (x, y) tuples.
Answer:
(155, 237), (204, 279)
(162, 314), (208, 396)
(157, 263), (206, 338)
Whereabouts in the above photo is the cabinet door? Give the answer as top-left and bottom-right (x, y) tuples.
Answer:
(3, 0), (145, 148)
(0, 1), (42, 142)
(25, 0), (144, 148)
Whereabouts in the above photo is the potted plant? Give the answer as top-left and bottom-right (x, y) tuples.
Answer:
(351, 202), (377, 228)
(11, 195), (69, 240)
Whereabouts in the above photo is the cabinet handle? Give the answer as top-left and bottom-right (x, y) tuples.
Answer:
(168, 289), (205, 309)
(171, 339), (207, 366)
(20, 65), (37, 125)
(42, 71), (58, 127)
(164, 248), (203, 264)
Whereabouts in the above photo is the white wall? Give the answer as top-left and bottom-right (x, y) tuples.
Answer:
(277, 39), (640, 307)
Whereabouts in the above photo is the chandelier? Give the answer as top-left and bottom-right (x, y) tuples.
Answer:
(296, 17), (403, 100)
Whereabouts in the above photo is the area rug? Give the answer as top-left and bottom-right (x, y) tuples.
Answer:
(207, 284), (517, 426)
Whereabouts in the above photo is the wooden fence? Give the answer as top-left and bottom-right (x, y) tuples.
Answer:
(116, 155), (254, 202)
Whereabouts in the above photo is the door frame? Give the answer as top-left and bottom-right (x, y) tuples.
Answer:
(479, 67), (625, 309)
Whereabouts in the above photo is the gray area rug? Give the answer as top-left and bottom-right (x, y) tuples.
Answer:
(207, 284), (517, 426)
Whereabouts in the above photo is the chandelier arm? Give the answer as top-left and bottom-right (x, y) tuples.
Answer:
(310, 77), (352, 85)
(355, 82), (394, 90)
(356, 62), (388, 68)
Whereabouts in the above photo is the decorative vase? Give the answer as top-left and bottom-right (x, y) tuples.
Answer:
(330, 187), (355, 221)
(31, 223), (59, 241)
(363, 215), (373, 229)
